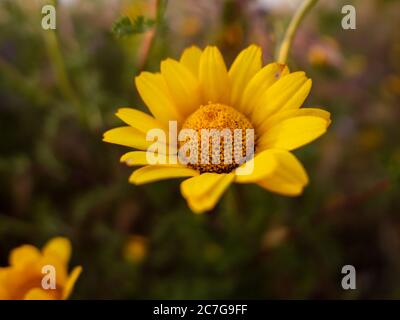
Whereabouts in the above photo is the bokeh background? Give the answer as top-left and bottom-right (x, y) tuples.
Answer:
(0, 0), (399, 299)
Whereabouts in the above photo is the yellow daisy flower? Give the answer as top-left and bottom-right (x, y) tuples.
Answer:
(103, 45), (331, 213)
(0, 237), (82, 300)
(123, 235), (148, 263)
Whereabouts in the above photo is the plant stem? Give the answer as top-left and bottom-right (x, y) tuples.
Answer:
(276, 0), (319, 64)
(137, 0), (167, 71)
(40, 0), (88, 125)
(43, 29), (85, 121)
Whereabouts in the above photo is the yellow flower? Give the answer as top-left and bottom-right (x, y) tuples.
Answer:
(123, 235), (147, 263)
(0, 237), (82, 300)
(121, 0), (150, 21)
(103, 45), (331, 213)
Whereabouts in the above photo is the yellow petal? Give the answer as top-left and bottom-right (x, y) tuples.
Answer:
(199, 46), (230, 104)
(180, 46), (202, 77)
(62, 266), (82, 300)
(180, 173), (234, 213)
(103, 127), (150, 150)
(260, 107), (331, 131)
(258, 116), (328, 151)
(161, 58), (201, 117)
(257, 79), (313, 134)
(1, 266), (46, 299)
(251, 72), (308, 127)
(229, 45), (262, 109)
(241, 62), (289, 115)
(9, 245), (41, 267)
(0, 268), (10, 299)
(37, 254), (69, 286)
(135, 72), (183, 124)
(24, 288), (55, 300)
(280, 78), (312, 111)
(0, 284), (9, 299)
(257, 150), (308, 196)
(116, 108), (168, 134)
(235, 149), (277, 183)
(129, 165), (198, 185)
(121, 151), (153, 166)
(120, 151), (175, 166)
(42, 237), (71, 264)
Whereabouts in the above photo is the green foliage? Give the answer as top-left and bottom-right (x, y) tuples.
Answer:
(112, 16), (155, 38)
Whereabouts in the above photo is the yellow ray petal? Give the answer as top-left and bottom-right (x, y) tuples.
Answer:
(24, 288), (56, 300)
(260, 107), (331, 132)
(120, 151), (175, 166)
(135, 72), (183, 124)
(258, 116), (328, 151)
(37, 254), (68, 286)
(129, 165), (198, 185)
(42, 237), (71, 264)
(180, 173), (219, 199)
(62, 266), (82, 300)
(199, 46), (230, 105)
(256, 78), (314, 134)
(103, 126), (151, 150)
(279, 78), (312, 112)
(161, 58), (201, 117)
(240, 62), (289, 116)
(116, 108), (168, 134)
(2, 267), (42, 299)
(9, 245), (41, 267)
(229, 45), (262, 109)
(256, 150), (308, 196)
(235, 149), (277, 183)
(0, 284), (10, 299)
(121, 151), (153, 166)
(251, 72), (308, 127)
(180, 46), (202, 77)
(180, 173), (234, 213)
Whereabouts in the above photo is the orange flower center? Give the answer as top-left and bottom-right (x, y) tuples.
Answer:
(180, 103), (255, 174)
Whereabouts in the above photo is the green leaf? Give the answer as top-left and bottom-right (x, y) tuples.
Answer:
(111, 16), (155, 38)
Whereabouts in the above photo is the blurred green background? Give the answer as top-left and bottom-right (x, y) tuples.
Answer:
(0, 0), (399, 299)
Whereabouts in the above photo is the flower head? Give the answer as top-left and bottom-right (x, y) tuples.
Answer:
(123, 235), (148, 264)
(0, 237), (82, 300)
(103, 45), (331, 213)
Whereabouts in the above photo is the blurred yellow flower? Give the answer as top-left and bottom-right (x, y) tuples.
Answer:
(178, 16), (202, 37)
(103, 45), (331, 213)
(221, 23), (244, 47)
(262, 225), (289, 250)
(121, 0), (151, 21)
(345, 54), (367, 77)
(0, 237), (82, 300)
(308, 45), (329, 66)
(382, 74), (400, 97)
(358, 127), (384, 151)
(307, 37), (342, 68)
(123, 235), (147, 263)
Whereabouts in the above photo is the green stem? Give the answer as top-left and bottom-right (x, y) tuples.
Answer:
(276, 0), (319, 64)
(42, 26), (86, 123)
(137, 0), (167, 71)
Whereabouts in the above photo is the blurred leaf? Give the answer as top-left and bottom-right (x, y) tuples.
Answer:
(111, 16), (155, 38)
(156, 0), (168, 22)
